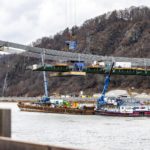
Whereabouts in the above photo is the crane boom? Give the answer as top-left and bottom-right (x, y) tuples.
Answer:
(41, 52), (50, 103)
(97, 62), (114, 109)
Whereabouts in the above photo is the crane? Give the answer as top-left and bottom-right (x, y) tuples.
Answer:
(41, 52), (50, 103)
(96, 62), (114, 109)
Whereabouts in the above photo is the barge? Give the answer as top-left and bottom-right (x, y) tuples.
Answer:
(18, 102), (95, 115)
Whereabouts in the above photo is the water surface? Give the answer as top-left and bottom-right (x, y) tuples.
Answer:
(0, 103), (150, 150)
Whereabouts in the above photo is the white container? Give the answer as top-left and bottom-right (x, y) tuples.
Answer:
(98, 62), (105, 67)
(33, 64), (38, 70)
(115, 62), (131, 68)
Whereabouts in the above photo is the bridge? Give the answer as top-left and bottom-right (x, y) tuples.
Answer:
(0, 40), (150, 67)
(32, 63), (150, 76)
(1, 40), (150, 76)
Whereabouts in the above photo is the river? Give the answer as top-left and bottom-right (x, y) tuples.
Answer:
(0, 102), (150, 150)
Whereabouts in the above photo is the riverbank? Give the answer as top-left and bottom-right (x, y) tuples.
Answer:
(106, 89), (150, 99)
(1, 89), (150, 102)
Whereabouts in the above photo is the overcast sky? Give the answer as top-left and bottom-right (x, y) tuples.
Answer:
(0, 0), (150, 44)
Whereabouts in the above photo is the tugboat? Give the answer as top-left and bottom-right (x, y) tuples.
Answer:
(95, 97), (150, 117)
(95, 62), (150, 117)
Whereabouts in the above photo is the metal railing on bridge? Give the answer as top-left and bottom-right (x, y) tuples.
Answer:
(0, 40), (150, 67)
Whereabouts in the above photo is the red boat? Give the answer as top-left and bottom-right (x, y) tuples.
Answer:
(95, 101), (150, 117)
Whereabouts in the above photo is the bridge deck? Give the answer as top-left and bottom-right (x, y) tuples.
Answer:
(32, 64), (150, 76)
(1, 40), (150, 66)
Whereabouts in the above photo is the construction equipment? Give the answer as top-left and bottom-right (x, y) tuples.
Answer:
(65, 40), (77, 50)
(40, 52), (50, 103)
(97, 62), (114, 109)
(49, 71), (86, 77)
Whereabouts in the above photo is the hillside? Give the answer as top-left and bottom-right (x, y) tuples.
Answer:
(1, 6), (150, 96)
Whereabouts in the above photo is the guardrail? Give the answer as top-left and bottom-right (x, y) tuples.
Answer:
(0, 137), (77, 150)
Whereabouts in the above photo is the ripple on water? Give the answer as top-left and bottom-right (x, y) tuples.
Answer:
(0, 103), (150, 150)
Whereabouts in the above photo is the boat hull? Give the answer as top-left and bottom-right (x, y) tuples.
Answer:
(18, 103), (95, 115)
(18, 103), (150, 117)
(95, 110), (150, 117)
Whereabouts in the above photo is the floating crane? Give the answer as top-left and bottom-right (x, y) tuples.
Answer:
(40, 52), (50, 103)
(97, 62), (114, 109)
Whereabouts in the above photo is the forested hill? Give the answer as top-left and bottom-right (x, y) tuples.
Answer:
(1, 6), (150, 96)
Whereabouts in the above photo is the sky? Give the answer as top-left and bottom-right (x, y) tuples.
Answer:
(0, 0), (150, 44)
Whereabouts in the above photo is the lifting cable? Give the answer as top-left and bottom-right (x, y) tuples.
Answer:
(65, 0), (78, 51)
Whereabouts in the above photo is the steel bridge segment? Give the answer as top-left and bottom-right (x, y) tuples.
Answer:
(32, 63), (150, 76)
(0, 40), (150, 66)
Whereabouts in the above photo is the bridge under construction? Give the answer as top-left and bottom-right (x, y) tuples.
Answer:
(0, 40), (150, 67)
(32, 63), (150, 76)
(0, 40), (150, 76)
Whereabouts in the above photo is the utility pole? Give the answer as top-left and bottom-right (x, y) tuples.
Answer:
(2, 72), (8, 96)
